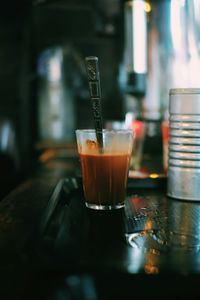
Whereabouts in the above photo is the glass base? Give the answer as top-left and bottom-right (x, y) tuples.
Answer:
(85, 202), (124, 210)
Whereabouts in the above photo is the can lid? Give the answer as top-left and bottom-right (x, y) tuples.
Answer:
(169, 88), (200, 114)
(170, 88), (200, 95)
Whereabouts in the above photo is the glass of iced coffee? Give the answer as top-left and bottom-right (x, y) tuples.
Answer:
(76, 129), (133, 210)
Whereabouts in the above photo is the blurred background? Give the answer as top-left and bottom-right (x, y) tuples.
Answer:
(1, 0), (200, 197)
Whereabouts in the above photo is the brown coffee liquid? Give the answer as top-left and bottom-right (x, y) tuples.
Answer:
(80, 152), (130, 206)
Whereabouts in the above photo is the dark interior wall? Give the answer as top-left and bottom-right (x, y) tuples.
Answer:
(0, 0), (125, 173)
(0, 2), (33, 198)
(0, 5), (24, 120)
(0, 2), (31, 172)
(32, 0), (125, 132)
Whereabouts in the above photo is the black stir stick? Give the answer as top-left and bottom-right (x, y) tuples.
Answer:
(85, 56), (104, 152)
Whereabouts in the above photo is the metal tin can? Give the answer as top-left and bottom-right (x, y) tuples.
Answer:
(167, 88), (200, 201)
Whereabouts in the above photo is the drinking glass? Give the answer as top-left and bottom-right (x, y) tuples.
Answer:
(76, 129), (133, 210)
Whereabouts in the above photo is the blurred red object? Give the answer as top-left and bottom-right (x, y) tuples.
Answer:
(131, 120), (145, 138)
(161, 120), (169, 174)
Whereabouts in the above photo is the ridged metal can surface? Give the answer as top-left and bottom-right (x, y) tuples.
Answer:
(167, 88), (200, 201)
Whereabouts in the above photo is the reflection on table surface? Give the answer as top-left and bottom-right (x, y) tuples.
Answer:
(12, 175), (199, 300)
(37, 177), (200, 276)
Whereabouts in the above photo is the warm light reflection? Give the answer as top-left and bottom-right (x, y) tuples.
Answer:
(149, 173), (159, 179)
(144, 220), (153, 231)
(144, 263), (159, 274)
(144, 256), (159, 274)
(39, 149), (57, 162)
(144, 1), (151, 13)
